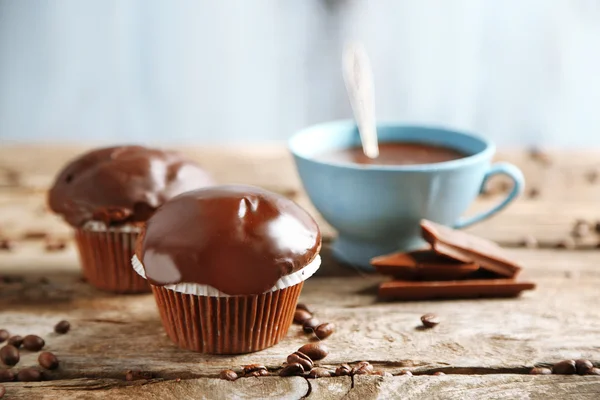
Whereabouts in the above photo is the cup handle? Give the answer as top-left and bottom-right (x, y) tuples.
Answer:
(453, 162), (525, 229)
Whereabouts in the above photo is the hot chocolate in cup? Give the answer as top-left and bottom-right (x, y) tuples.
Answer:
(289, 120), (524, 270)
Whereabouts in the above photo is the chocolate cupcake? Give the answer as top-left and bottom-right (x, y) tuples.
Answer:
(132, 185), (321, 354)
(48, 146), (214, 293)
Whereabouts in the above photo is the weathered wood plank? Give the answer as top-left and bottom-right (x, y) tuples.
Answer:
(2, 375), (600, 400)
(1, 247), (599, 380)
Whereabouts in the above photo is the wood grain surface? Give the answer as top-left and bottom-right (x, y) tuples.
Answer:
(1, 146), (599, 399)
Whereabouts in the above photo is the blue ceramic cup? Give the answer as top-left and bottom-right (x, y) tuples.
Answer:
(289, 120), (524, 270)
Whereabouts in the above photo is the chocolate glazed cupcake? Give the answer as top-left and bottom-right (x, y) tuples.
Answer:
(132, 185), (322, 354)
(48, 146), (214, 293)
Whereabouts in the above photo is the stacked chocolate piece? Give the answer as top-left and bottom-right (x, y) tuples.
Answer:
(373, 220), (536, 300)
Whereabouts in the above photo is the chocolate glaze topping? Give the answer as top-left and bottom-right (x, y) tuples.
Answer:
(136, 185), (322, 295)
(48, 146), (214, 227)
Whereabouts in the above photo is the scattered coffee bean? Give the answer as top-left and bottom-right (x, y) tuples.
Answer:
(595, 222), (600, 234)
(302, 318), (320, 333)
(0, 384), (4, 398)
(552, 360), (576, 375)
(243, 364), (267, 375)
(279, 363), (304, 377)
(54, 320), (71, 334)
(245, 370), (268, 377)
(296, 303), (311, 314)
(0, 345), (19, 366)
(352, 361), (373, 375)
(575, 359), (594, 375)
(587, 368), (600, 375)
(17, 368), (42, 382)
(308, 367), (333, 378)
(372, 370), (393, 377)
(45, 238), (67, 252)
(0, 330), (8, 343)
(23, 231), (48, 240)
(571, 220), (590, 238)
(0, 370), (15, 382)
(335, 364), (352, 376)
(22, 335), (45, 351)
(294, 309), (312, 325)
(519, 235), (538, 249)
(420, 313), (440, 328)
(433, 371), (446, 376)
(399, 370), (413, 376)
(219, 369), (238, 381)
(527, 187), (540, 199)
(314, 323), (335, 340)
(528, 148), (552, 165)
(125, 370), (153, 381)
(0, 239), (14, 251)
(298, 343), (329, 361)
(585, 170), (598, 184)
(555, 238), (576, 250)
(529, 367), (552, 375)
(287, 351), (313, 372)
(38, 352), (59, 370)
(7, 336), (23, 349)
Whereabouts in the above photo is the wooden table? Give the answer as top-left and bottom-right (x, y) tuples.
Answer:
(1, 146), (599, 399)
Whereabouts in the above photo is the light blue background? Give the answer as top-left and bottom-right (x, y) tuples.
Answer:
(1, 0), (600, 147)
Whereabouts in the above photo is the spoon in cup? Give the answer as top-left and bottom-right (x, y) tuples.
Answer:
(342, 42), (379, 159)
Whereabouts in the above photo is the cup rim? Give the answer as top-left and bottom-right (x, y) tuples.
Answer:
(288, 120), (495, 171)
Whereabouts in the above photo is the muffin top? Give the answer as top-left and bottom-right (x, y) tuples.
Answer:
(135, 185), (322, 295)
(48, 146), (214, 227)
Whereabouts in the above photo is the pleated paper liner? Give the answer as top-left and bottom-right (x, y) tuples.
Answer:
(151, 282), (304, 354)
(75, 226), (150, 293)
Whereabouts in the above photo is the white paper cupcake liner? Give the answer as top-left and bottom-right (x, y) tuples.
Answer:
(83, 220), (142, 233)
(131, 254), (321, 297)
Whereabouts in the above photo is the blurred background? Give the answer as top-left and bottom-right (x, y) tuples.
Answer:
(1, 0), (600, 147)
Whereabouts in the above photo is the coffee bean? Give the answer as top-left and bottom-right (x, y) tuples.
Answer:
(527, 187), (540, 199)
(38, 352), (59, 370)
(54, 320), (71, 334)
(555, 238), (576, 250)
(529, 367), (552, 375)
(287, 351), (313, 372)
(372, 370), (393, 377)
(0, 384), (4, 398)
(575, 359), (594, 375)
(219, 369), (238, 381)
(352, 361), (374, 375)
(22, 335), (45, 351)
(302, 318), (320, 333)
(314, 323), (335, 340)
(0, 330), (8, 343)
(399, 370), (413, 376)
(335, 364), (351, 376)
(433, 372), (446, 376)
(571, 220), (590, 238)
(595, 222), (600, 234)
(8, 336), (23, 349)
(587, 368), (600, 375)
(279, 363), (304, 377)
(125, 370), (153, 381)
(528, 148), (552, 165)
(420, 313), (440, 328)
(585, 170), (598, 184)
(519, 235), (538, 249)
(17, 368), (42, 382)
(296, 303), (311, 314)
(0, 240), (14, 251)
(294, 309), (312, 325)
(308, 367), (333, 378)
(245, 369), (268, 377)
(0, 345), (19, 366)
(298, 343), (329, 361)
(553, 360), (576, 375)
(0, 370), (15, 382)
(243, 364), (267, 375)
(45, 239), (66, 252)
